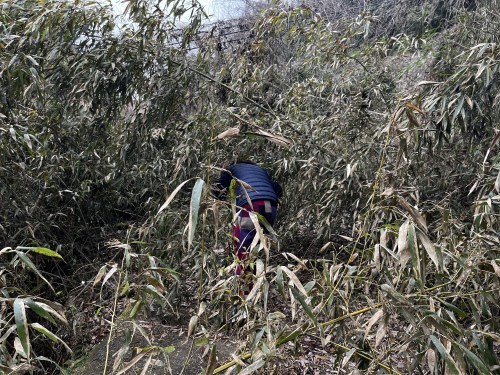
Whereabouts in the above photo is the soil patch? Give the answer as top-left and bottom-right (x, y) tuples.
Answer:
(71, 317), (238, 375)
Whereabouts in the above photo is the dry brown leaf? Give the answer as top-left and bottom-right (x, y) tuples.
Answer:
(374, 244), (381, 272)
(188, 315), (198, 338)
(249, 127), (293, 148)
(364, 309), (384, 341)
(281, 266), (308, 297)
(375, 318), (387, 348)
(417, 230), (440, 270)
(491, 260), (500, 277)
(216, 127), (240, 139)
(426, 348), (437, 373)
(398, 220), (411, 268)
(398, 197), (427, 233)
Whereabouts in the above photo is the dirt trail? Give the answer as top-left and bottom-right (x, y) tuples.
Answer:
(73, 317), (239, 375)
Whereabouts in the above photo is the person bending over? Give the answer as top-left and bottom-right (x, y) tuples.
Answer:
(213, 161), (282, 296)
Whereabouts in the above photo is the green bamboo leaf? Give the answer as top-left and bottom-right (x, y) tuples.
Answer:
(13, 298), (30, 360)
(380, 284), (409, 305)
(31, 322), (57, 342)
(424, 314), (461, 335)
(276, 328), (302, 346)
(144, 285), (165, 301)
(290, 286), (317, 325)
(276, 266), (285, 297)
(31, 323), (72, 353)
(30, 298), (67, 324)
(205, 345), (217, 375)
(435, 298), (467, 319)
(457, 343), (491, 375)
(188, 178), (205, 250)
(29, 247), (64, 260)
(430, 335), (460, 375)
(407, 223), (418, 270)
(255, 212), (277, 239)
(163, 345), (175, 354)
(15, 250), (55, 292)
(129, 300), (143, 318)
(24, 298), (56, 325)
(229, 179), (237, 217)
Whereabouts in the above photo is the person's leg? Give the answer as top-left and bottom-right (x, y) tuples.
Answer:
(233, 204), (256, 296)
(234, 200), (278, 296)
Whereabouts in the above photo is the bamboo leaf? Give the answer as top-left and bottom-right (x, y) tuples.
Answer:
(115, 352), (147, 375)
(31, 323), (72, 353)
(238, 358), (265, 375)
(100, 264), (118, 291)
(398, 197), (427, 232)
(216, 127), (239, 139)
(29, 247), (64, 260)
(14, 337), (27, 358)
(93, 264), (108, 286)
(205, 345), (217, 375)
(407, 223), (419, 277)
(491, 260), (500, 277)
(364, 309), (383, 341)
(143, 285), (165, 301)
(417, 230), (441, 270)
(188, 315), (198, 338)
(0, 325), (17, 344)
(290, 286), (317, 325)
(276, 266), (285, 296)
(398, 220), (410, 268)
(247, 127), (293, 148)
(381, 284), (408, 305)
(15, 250), (55, 292)
(157, 178), (194, 215)
(24, 298), (56, 325)
(457, 343), (491, 375)
(249, 211), (268, 259)
(280, 266), (308, 297)
(429, 335), (461, 375)
(375, 316), (387, 348)
(188, 178), (205, 250)
(129, 300), (143, 318)
(427, 348), (437, 373)
(276, 328), (301, 346)
(14, 298), (30, 361)
(417, 80), (442, 86)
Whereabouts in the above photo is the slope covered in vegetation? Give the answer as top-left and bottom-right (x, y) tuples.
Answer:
(1, 0), (499, 373)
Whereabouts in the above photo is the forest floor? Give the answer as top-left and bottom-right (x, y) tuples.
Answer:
(69, 304), (350, 375)
(71, 316), (238, 375)
(67, 229), (362, 374)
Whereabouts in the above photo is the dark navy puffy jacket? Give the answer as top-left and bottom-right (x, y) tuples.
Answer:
(215, 162), (282, 207)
